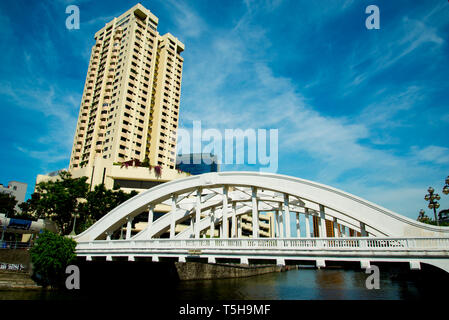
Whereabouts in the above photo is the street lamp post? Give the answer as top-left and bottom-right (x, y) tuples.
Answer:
(425, 187), (440, 226)
(70, 213), (80, 236)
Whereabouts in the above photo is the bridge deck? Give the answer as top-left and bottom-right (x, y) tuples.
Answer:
(76, 237), (449, 271)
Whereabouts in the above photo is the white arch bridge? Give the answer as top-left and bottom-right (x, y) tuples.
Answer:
(75, 172), (449, 273)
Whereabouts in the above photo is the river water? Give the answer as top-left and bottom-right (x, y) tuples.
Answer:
(1, 264), (446, 300)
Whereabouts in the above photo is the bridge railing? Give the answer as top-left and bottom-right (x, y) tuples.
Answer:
(77, 237), (449, 251)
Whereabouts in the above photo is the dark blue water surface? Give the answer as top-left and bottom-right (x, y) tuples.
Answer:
(1, 264), (447, 300)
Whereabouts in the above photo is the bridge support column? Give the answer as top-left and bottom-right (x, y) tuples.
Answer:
(319, 205), (326, 238)
(179, 256), (186, 263)
(208, 257), (216, 264)
(276, 258), (285, 266)
(170, 194), (178, 239)
(128, 256), (135, 262)
(106, 255), (112, 261)
(241, 257), (249, 265)
(305, 209), (311, 238)
(195, 188), (202, 238)
(106, 231), (111, 241)
(252, 187), (259, 238)
(284, 194), (291, 238)
(125, 217), (133, 240)
(152, 256), (159, 262)
(360, 260), (370, 269)
(410, 261), (421, 270)
(316, 259), (325, 269)
(222, 186), (229, 239)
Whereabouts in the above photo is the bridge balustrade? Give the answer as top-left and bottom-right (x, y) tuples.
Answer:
(80, 237), (449, 252)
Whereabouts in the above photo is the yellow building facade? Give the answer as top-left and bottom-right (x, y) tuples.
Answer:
(69, 4), (183, 172)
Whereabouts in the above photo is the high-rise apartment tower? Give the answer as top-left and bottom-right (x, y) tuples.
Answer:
(69, 4), (184, 171)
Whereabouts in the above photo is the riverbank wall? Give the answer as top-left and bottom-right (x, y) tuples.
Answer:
(0, 248), (298, 290)
(175, 262), (295, 280)
(0, 249), (41, 289)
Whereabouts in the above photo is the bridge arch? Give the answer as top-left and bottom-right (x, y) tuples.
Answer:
(75, 171), (449, 242)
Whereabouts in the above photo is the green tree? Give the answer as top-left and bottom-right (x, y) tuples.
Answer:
(29, 230), (77, 288)
(18, 193), (42, 220)
(29, 172), (89, 235)
(21, 172), (138, 235)
(78, 184), (138, 232)
(0, 192), (18, 216)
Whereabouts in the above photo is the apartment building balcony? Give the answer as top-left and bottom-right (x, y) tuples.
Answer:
(109, 163), (190, 186)
(121, 124), (130, 133)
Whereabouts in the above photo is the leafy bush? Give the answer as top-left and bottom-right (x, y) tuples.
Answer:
(30, 230), (77, 288)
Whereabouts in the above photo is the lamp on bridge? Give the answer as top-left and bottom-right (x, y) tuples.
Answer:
(443, 176), (449, 195)
(418, 209), (426, 222)
(425, 187), (440, 226)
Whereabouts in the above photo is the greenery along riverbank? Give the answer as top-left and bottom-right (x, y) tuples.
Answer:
(29, 230), (77, 289)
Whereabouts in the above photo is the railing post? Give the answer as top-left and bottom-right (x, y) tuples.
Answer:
(316, 238), (323, 249)
(359, 238), (366, 249)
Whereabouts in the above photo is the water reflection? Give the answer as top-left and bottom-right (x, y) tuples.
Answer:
(1, 266), (447, 300)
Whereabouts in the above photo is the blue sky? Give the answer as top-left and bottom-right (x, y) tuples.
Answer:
(0, 0), (448, 220)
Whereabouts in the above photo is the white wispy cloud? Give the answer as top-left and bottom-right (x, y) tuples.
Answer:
(411, 146), (449, 165)
(162, 0), (206, 39)
(176, 0), (449, 218)
(344, 15), (445, 91)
